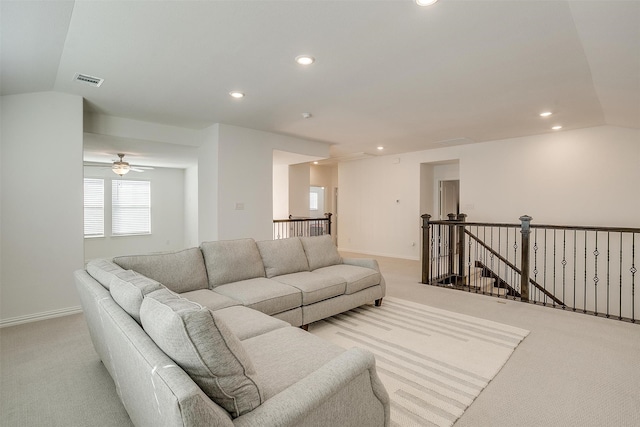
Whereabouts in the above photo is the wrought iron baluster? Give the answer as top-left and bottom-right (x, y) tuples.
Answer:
(543, 229), (547, 306)
(573, 230), (577, 312)
(584, 230), (588, 314)
(562, 230), (567, 309)
(553, 230), (557, 308)
(533, 228), (540, 303)
(593, 231), (599, 316)
(606, 232), (610, 318)
(632, 233), (636, 323)
(619, 232), (623, 320)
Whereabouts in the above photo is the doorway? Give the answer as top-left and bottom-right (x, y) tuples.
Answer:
(439, 180), (460, 219)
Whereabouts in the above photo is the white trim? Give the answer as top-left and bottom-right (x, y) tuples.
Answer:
(337, 247), (420, 261)
(0, 306), (83, 328)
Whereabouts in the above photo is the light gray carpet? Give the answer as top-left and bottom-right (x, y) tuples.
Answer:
(2, 253), (639, 426)
(310, 297), (529, 427)
(0, 313), (133, 427)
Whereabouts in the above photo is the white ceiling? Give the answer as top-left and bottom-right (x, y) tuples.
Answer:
(2, 0), (639, 163)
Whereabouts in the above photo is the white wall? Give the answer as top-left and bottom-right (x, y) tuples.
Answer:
(198, 124), (219, 242)
(338, 126), (640, 260)
(184, 165), (199, 247)
(310, 164), (337, 215)
(289, 163), (311, 218)
(461, 126), (640, 226)
(273, 164), (289, 219)
(83, 167), (186, 260)
(1, 92), (84, 325)
(211, 124), (330, 241)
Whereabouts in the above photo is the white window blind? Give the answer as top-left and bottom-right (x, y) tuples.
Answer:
(84, 178), (104, 237)
(112, 180), (151, 236)
(310, 192), (318, 211)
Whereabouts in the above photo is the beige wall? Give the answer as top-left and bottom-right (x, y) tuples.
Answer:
(1, 92), (84, 325)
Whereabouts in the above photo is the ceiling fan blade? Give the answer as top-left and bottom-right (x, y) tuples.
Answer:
(130, 167), (145, 172)
(131, 166), (155, 170)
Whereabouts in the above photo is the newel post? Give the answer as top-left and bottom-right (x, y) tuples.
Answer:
(325, 213), (332, 235)
(457, 213), (467, 281)
(519, 215), (533, 302)
(421, 214), (431, 284)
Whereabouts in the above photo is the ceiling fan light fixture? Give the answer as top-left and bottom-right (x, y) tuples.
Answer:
(112, 153), (131, 176)
(112, 163), (130, 176)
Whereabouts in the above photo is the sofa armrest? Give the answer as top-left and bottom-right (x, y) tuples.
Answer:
(233, 348), (390, 427)
(342, 257), (380, 271)
(342, 258), (386, 297)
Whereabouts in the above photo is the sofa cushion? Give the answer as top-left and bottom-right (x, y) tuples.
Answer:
(271, 272), (346, 305)
(213, 306), (290, 340)
(313, 264), (381, 294)
(140, 289), (263, 418)
(179, 289), (241, 311)
(201, 239), (265, 288)
(256, 238), (309, 278)
(109, 270), (165, 324)
(113, 247), (208, 293)
(213, 278), (302, 316)
(242, 327), (345, 399)
(299, 235), (342, 271)
(86, 259), (130, 290)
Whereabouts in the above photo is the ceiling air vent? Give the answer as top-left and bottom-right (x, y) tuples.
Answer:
(74, 73), (104, 87)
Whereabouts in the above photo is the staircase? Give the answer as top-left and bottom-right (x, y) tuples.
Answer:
(466, 267), (507, 296)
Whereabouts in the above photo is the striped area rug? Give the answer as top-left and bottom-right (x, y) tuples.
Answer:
(309, 297), (529, 427)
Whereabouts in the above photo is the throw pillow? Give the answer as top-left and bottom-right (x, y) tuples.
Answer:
(140, 289), (263, 418)
(200, 239), (266, 288)
(299, 235), (342, 271)
(256, 238), (309, 278)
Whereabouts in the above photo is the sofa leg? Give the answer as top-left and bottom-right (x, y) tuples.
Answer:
(300, 324), (309, 331)
(374, 298), (383, 307)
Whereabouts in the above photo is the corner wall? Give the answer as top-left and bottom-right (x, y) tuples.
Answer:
(1, 92), (84, 325)
(209, 124), (330, 241)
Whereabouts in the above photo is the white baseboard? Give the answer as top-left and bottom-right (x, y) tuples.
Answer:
(337, 247), (420, 261)
(0, 306), (83, 328)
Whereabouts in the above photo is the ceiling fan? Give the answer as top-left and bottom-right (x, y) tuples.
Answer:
(85, 153), (155, 176)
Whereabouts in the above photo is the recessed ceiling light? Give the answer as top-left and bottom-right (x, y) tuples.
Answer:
(313, 161), (319, 165)
(295, 55), (315, 65)
(416, 0), (438, 6)
(229, 91), (245, 99)
(540, 111), (553, 117)
(377, 146), (384, 150)
(552, 125), (563, 130)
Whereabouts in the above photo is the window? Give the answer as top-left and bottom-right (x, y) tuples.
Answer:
(310, 192), (318, 211)
(112, 180), (151, 236)
(84, 178), (104, 237)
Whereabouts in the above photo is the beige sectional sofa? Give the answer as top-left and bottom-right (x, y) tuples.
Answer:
(75, 235), (389, 426)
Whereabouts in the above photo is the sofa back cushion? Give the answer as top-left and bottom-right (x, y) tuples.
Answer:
(256, 238), (309, 278)
(300, 235), (343, 271)
(109, 271), (165, 324)
(86, 259), (131, 290)
(201, 239), (265, 288)
(140, 289), (263, 418)
(113, 248), (208, 293)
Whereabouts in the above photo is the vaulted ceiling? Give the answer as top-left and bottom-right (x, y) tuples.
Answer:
(2, 1), (639, 161)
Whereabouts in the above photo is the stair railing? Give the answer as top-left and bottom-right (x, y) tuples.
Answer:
(273, 213), (332, 240)
(421, 214), (639, 323)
